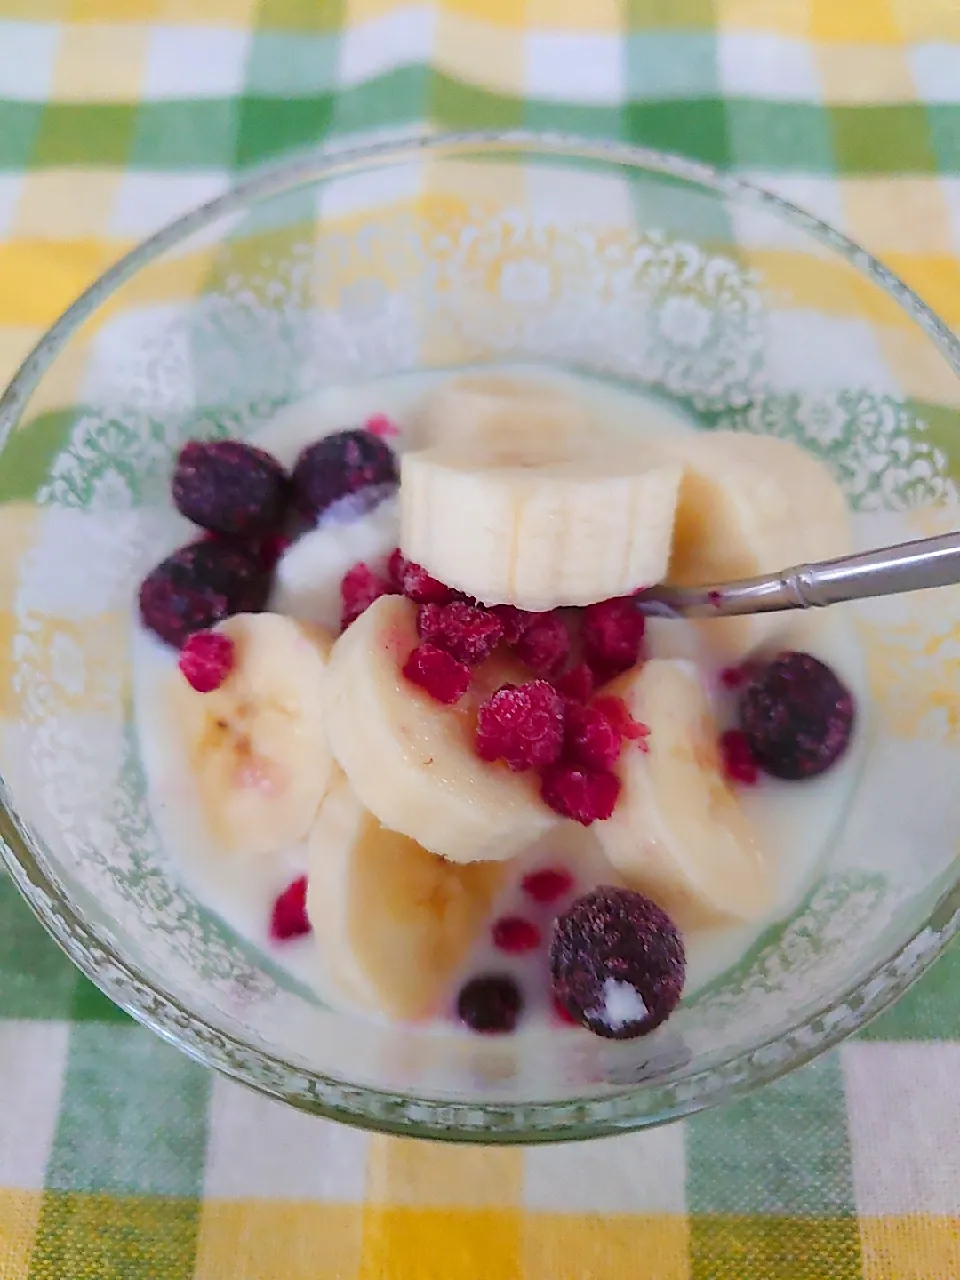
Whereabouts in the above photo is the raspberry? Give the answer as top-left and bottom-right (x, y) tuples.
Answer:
(417, 601), (503, 667)
(550, 886), (685, 1039)
(475, 680), (565, 772)
(540, 763), (620, 825)
(564, 702), (623, 770)
(719, 728), (759, 786)
(521, 866), (574, 905)
(402, 643), (471, 704)
(552, 992), (579, 1026)
(401, 561), (455, 605)
(340, 562), (395, 630)
(364, 413), (399, 439)
(582, 598), (645, 681)
(387, 547), (408, 591)
(270, 876), (311, 941)
(740, 651), (855, 780)
(178, 630), (235, 693)
(720, 665), (747, 690)
(591, 695), (648, 745)
(291, 429), (398, 526)
(514, 612), (570, 677)
(172, 439), (289, 537)
(488, 605), (536, 646)
(139, 539), (270, 648)
(554, 663), (595, 704)
(457, 974), (522, 1034)
(492, 916), (542, 954)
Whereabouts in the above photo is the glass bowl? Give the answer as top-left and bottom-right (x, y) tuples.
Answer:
(1, 131), (960, 1143)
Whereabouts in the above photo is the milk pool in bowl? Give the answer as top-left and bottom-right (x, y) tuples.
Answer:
(132, 363), (867, 1040)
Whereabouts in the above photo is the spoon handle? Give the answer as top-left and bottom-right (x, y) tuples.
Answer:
(641, 530), (960, 619)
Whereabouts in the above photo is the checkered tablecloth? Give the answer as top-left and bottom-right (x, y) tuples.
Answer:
(1, 1), (960, 1277)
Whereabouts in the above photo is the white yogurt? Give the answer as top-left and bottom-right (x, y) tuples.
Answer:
(133, 363), (867, 1023)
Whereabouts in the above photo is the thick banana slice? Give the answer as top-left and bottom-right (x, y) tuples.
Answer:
(411, 373), (592, 454)
(597, 659), (771, 927)
(662, 431), (851, 657)
(400, 437), (682, 610)
(322, 593), (557, 862)
(307, 775), (506, 1018)
(171, 612), (335, 856)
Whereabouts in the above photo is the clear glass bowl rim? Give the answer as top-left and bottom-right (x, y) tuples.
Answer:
(1, 129), (959, 1143)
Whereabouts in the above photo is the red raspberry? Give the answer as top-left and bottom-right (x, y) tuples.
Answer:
(172, 439), (289, 537)
(402, 643), (471, 704)
(340, 562), (395, 630)
(270, 876), (311, 941)
(521, 866), (574, 904)
(591, 695), (648, 746)
(720, 665), (747, 690)
(488, 604), (536, 645)
(540, 764), (621, 825)
(402, 561), (455, 605)
(720, 729), (760, 786)
(417, 601), (503, 666)
(475, 680), (565, 772)
(554, 663), (595, 704)
(178, 630), (236, 693)
(514, 612), (570, 677)
(364, 413), (399, 439)
(552, 992), (579, 1026)
(582, 598), (645, 681)
(492, 916), (542, 954)
(564, 702), (623, 770)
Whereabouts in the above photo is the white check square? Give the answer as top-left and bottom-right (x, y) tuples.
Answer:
(524, 1124), (686, 1213)
(527, 32), (623, 105)
(719, 33), (821, 100)
(143, 25), (251, 100)
(0, 21), (60, 102)
(0, 1022), (69, 1189)
(338, 8), (435, 88)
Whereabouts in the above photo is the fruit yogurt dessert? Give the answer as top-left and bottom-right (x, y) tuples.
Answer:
(133, 367), (863, 1040)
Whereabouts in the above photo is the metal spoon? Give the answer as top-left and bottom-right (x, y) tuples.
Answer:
(634, 530), (960, 620)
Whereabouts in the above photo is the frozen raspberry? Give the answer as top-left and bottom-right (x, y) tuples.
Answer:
(387, 547), (408, 591)
(488, 605), (536, 645)
(720, 665), (747, 690)
(270, 876), (311, 941)
(720, 728), (759, 786)
(514, 612), (570, 677)
(492, 916), (542, 954)
(403, 643), (471, 704)
(521, 866), (574, 905)
(401, 560), (455, 605)
(540, 763), (620, 825)
(582, 598), (645, 681)
(178, 630), (235, 693)
(552, 992), (579, 1026)
(291, 429), (398, 526)
(591, 695), (648, 745)
(550, 886), (685, 1039)
(457, 974), (523, 1034)
(340, 562), (395, 630)
(475, 680), (565, 772)
(740, 650), (855, 780)
(364, 412), (399, 439)
(564, 702), (623, 770)
(172, 439), (289, 537)
(554, 663), (595, 704)
(139, 539), (270, 648)
(417, 601), (503, 666)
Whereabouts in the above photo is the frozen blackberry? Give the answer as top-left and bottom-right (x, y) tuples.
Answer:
(172, 440), (288, 537)
(739, 650), (855, 780)
(291, 429), (398, 526)
(138, 539), (270, 648)
(550, 886), (685, 1039)
(457, 974), (523, 1034)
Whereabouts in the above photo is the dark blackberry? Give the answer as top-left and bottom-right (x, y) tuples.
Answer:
(172, 439), (288, 537)
(457, 974), (523, 1034)
(291, 429), (398, 526)
(138, 539), (270, 648)
(739, 650), (855, 780)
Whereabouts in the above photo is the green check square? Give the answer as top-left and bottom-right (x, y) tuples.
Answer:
(430, 72), (523, 132)
(686, 1054), (857, 1216)
(525, 100), (624, 140)
(132, 102), (240, 170)
(691, 1215), (862, 1280)
(626, 32), (720, 99)
(246, 32), (340, 96)
(31, 1192), (200, 1280)
(927, 106), (960, 172)
(626, 0), (717, 29)
(256, 0), (346, 32)
(0, 102), (44, 170)
(725, 100), (835, 172)
(0, 410), (76, 505)
(625, 100), (731, 166)
(0, 874), (79, 1019)
(33, 104), (137, 167)
(830, 105), (938, 175)
(858, 935), (960, 1040)
(235, 95), (336, 168)
(45, 1024), (210, 1197)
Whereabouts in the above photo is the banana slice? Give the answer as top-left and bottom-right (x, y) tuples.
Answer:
(307, 774), (506, 1019)
(322, 593), (558, 862)
(411, 373), (592, 454)
(400, 434), (682, 610)
(170, 612), (335, 857)
(597, 658), (771, 926)
(661, 431), (851, 658)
